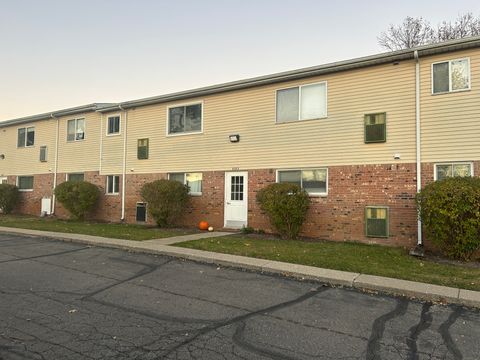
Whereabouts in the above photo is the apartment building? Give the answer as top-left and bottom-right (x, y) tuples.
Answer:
(1, 37), (479, 248)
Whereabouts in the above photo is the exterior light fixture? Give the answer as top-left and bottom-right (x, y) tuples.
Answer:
(229, 134), (240, 143)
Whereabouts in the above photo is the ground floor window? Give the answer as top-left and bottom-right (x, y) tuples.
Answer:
(68, 173), (85, 182)
(168, 172), (202, 195)
(106, 175), (120, 195)
(17, 176), (34, 191)
(277, 168), (327, 195)
(0, 177), (7, 185)
(434, 162), (473, 181)
(136, 202), (147, 222)
(365, 206), (389, 238)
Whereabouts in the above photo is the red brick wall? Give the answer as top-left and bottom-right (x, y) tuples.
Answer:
(17, 162), (478, 248)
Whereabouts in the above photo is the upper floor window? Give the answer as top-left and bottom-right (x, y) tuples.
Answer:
(137, 138), (149, 160)
(67, 118), (85, 141)
(168, 172), (203, 195)
(107, 115), (121, 135)
(39, 146), (48, 162)
(276, 82), (327, 123)
(432, 58), (470, 94)
(364, 113), (386, 143)
(277, 168), (328, 195)
(434, 162), (473, 181)
(17, 127), (35, 148)
(168, 103), (202, 135)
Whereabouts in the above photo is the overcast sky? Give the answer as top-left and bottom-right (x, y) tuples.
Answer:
(0, 0), (478, 120)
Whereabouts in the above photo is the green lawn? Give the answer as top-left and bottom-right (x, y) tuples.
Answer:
(176, 235), (480, 291)
(0, 215), (195, 241)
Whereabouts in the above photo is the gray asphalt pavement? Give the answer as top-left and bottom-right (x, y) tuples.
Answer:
(0, 233), (479, 360)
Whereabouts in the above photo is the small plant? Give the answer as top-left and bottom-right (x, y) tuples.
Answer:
(416, 177), (480, 260)
(241, 226), (255, 234)
(54, 181), (99, 220)
(0, 184), (19, 214)
(256, 183), (310, 239)
(141, 179), (189, 227)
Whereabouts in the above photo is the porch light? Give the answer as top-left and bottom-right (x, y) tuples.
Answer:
(229, 134), (240, 143)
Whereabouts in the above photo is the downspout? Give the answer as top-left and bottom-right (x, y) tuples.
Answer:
(51, 114), (59, 214)
(414, 50), (423, 248)
(99, 113), (104, 174)
(120, 105), (128, 221)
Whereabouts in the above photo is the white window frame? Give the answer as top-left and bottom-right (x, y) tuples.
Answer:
(106, 175), (120, 195)
(275, 81), (328, 123)
(17, 126), (35, 148)
(431, 57), (471, 95)
(167, 172), (203, 196)
(39, 145), (48, 162)
(67, 118), (86, 142)
(166, 101), (204, 137)
(136, 202), (148, 222)
(433, 162), (474, 181)
(276, 168), (328, 196)
(16, 176), (34, 192)
(0, 177), (8, 185)
(106, 114), (121, 136)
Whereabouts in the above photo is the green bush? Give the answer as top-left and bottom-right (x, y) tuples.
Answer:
(54, 181), (99, 220)
(0, 184), (20, 214)
(416, 177), (480, 260)
(256, 183), (310, 239)
(141, 179), (189, 227)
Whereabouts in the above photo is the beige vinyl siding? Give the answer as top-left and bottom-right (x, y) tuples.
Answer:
(101, 113), (125, 174)
(57, 112), (102, 173)
(420, 48), (480, 162)
(126, 61), (416, 173)
(0, 119), (57, 176)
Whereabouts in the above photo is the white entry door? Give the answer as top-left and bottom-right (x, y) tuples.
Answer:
(224, 171), (248, 228)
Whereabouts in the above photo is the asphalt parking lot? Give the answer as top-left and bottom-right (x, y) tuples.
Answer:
(0, 233), (479, 359)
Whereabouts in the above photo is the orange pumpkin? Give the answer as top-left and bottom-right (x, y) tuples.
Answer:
(199, 221), (209, 231)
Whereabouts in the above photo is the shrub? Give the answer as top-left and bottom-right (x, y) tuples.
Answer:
(416, 177), (480, 260)
(141, 179), (189, 227)
(0, 184), (20, 214)
(54, 181), (99, 220)
(256, 183), (310, 239)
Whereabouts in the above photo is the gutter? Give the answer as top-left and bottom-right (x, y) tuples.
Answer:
(119, 105), (128, 221)
(51, 114), (59, 215)
(414, 50), (423, 249)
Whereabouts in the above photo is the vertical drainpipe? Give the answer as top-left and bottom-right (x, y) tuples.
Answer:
(99, 113), (104, 174)
(414, 50), (423, 247)
(51, 114), (59, 214)
(120, 105), (128, 221)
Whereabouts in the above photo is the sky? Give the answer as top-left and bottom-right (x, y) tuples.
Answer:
(0, 0), (479, 120)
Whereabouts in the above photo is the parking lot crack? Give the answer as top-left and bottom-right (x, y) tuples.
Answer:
(438, 306), (464, 360)
(406, 303), (433, 360)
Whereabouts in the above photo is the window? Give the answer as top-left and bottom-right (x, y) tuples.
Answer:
(39, 146), (48, 162)
(276, 82), (327, 122)
(17, 176), (34, 191)
(364, 113), (386, 143)
(168, 103), (202, 135)
(107, 115), (121, 135)
(106, 175), (120, 195)
(434, 162), (473, 181)
(432, 58), (470, 94)
(17, 127), (35, 147)
(137, 138), (149, 160)
(0, 177), (7, 185)
(277, 169), (328, 195)
(365, 207), (389, 238)
(68, 173), (85, 182)
(168, 172), (203, 195)
(67, 118), (85, 141)
(136, 202), (147, 222)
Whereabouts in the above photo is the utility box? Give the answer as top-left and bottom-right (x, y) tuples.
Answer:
(41, 197), (52, 216)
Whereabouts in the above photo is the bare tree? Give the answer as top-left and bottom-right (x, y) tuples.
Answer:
(378, 13), (480, 51)
(378, 17), (433, 51)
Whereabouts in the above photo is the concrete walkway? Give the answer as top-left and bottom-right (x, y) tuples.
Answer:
(0, 225), (479, 309)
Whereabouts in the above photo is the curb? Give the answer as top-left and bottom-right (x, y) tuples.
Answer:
(1, 226), (479, 309)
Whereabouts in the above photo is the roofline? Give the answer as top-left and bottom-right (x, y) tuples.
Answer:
(1, 35), (480, 124)
(0, 103), (115, 128)
(97, 35), (480, 112)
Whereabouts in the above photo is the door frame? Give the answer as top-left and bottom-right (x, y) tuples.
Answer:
(224, 171), (248, 228)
